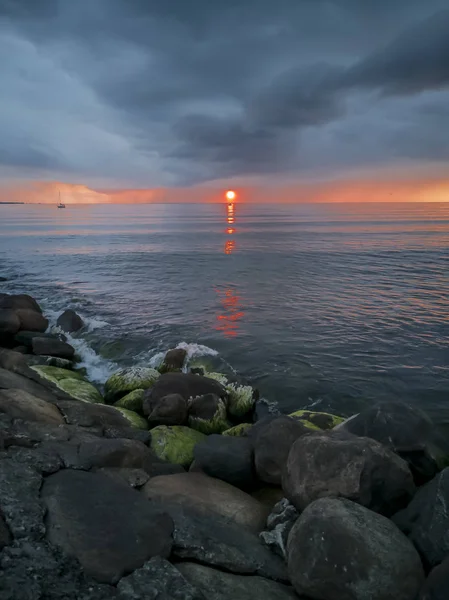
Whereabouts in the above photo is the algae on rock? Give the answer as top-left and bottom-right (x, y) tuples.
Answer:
(288, 410), (344, 430)
(222, 423), (253, 436)
(113, 407), (149, 430)
(114, 389), (145, 412)
(31, 365), (103, 404)
(226, 383), (255, 419)
(150, 425), (206, 468)
(188, 398), (229, 435)
(104, 367), (160, 404)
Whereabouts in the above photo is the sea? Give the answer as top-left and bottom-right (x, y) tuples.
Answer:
(1, 202), (448, 422)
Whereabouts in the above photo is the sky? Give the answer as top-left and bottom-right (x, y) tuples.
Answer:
(0, 0), (448, 203)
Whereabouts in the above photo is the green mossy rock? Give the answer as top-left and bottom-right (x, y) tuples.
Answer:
(288, 409), (345, 430)
(31, 365), (104, 404)
(104, 367), (160, 404)
(222, 423), (253, 436)
(114, 389), (145, 412)
(188, 398), (229, 435)
(113, 407), (148, 430)
(150, 425), (206, 468)
(204, 372), (229, 386)
(226, 383), (255, 419)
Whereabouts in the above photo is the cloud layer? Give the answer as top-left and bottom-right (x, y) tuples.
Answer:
(1, 0), (448, 188)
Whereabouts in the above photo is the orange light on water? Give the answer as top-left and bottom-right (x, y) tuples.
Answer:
(225, 190), (236, 201)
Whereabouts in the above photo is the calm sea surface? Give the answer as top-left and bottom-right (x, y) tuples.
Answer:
(1, 202), (448, 421)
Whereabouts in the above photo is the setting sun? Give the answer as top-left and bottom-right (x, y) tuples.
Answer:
(225, 190), (236, 201)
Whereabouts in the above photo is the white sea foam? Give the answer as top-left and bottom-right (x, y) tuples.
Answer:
(64, 334), (117, 384)
(175, 342), (219, 360)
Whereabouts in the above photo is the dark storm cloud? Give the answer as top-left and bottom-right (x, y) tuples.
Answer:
(0, 0), (448, 185)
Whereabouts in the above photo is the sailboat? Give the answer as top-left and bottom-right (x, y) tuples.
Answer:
(57, 191), (65, 208)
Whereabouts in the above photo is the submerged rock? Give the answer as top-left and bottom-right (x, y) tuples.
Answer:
(150, 425), (206, 468)
(104, 367), (160, 404)
(32, 365), (103, 403)
(288, 409), (344, 430)
(284, 430), (415, 516)
(287, 497), (424, 600)
(146, 393), (188, 427)
(188, 393), (229, 434)
(56, 309), (84, 333)
(114, 388), (145, 412)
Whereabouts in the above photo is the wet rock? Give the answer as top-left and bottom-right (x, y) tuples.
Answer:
(117, 557), (203, 600)
(284, 430), (415, 516)
(0, 309), (21, 336)
(288, 497), (424, 600)
(178, 562), (298, 600)
(393, 468), (449, 568)
(0, 294), (42, 313)
(150, 425), (205, 468)
(56, 309), (84, 333)
(188, 393), (229, 434)
(222, 422), (253, 436)
(114, 388), (145, 412)
(260, 498), (299, 559)
(113, 407), (148, 429)
(142, 472), (269, 533)
(32, 336), (75, 359)
(103, 426), (152, 445)
(66, 437), (159, 472)
(159, 348), (187, 373)
(253, 416), (310, 485)
(144, 372), (227, 410)
(226, 382), (256, 418)
(42, 469), (174, 584)
(146, 393), (188, 426)
(104, 367), (160, 404)
(15, 308), (49, 332)
(419, 556), (449, 600)
(96, 467), (150, 488)
(193, 434), (256, 490)
(0, 388), (64, 424)
(288, 409), (344, 430)
(0, 512), (12, 548)
(0, 366), (67, 403)
(56, 398), (133, 429)
(14, 330), (67, 348)
(338, 401), (449, 484)
(32, 365), (104, 403)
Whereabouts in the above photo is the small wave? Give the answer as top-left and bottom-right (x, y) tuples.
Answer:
(64, 331), (117, 384)
(175, 342), (219, 360)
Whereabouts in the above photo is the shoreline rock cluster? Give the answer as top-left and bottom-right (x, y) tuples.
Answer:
(0, 289), (449, 599)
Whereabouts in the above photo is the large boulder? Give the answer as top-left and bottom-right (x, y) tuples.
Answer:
(14, 309), (48, 332)
(56, 309), (84, 333)
(0, 294), (42, 313)
(0, 309), (20, 336)
(0, 388), (64, 425)
(160, 348), (187, 373)
(146, 393), (188, 427)
(104, 367), (160, 404)
(393, 468), (449, 568)
(289, 409), (344, 430)
(338, 401), (449, 483)
(188, 393), (229, 434)
(253, 416), (310, 485)
(142, 472), (269, 533)
(143, 373), (227, 413)
(419, 557), (449, 600)
(283, 430), (415, 516)
(56, 398), (135, 430)
(32, 337), (75, 359)
(32, 365), (103, 403)
(114, 388), (145, 412)
(150, 425), (206, 468)
(287, 497), (424, 600)
(178, 562), (297, 600)
(14, 330), (66, 347)
(193, 434), (256, 490)
(41, 469), (173, 584)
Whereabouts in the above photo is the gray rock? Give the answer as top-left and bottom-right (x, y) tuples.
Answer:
(0, 309), (20, 336)
(42, 469), (174, 584)
(287, 497), (424, 600)
(57, 309), (84, 333)
(419, 556), (449, 600)
(96, 467), (150, 488)
(117, 557), (203, 600)
(339, 401), (449, 483)
(283, 430), (415, 516)
(0, 388), (64, 424)
(72, 437), (160, 472)
(103, 426), (152, 445)
(0, 512), (12, 549)
(178, 562), (298, 600)
(0, 366), (71, 403)
(56, 398), (132, 429)
(253, 416), (310, 485)
(0, 294), (42, 313)
(14, 330), (67, 348)
(32, 336), (75, 359)
(142, 472), (269, 533)
(146, 393), (188, 426)
(260, 499), (299, 559)
(193, 434), (256, 490)
(393, 468), (449, 568)
(14, 308), (49, 332)
(159, 503), (288, 582)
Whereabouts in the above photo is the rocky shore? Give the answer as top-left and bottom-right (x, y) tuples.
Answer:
(0, 287), (448, 599)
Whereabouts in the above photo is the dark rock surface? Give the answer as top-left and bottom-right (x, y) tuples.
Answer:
(288, 497), (424, 600)
(0, 309), (20, 336)
(339, 401), (449, 483)
(0, 512), (12, 549)
(260, 498), (299, 559)
(146, 393), (188, 426)
(160, 348), (187, 372)
(393, 468), (449, 568)
(178, 562), (298, 600)
(284, 430), (415, 515)
(142, 472), (269, 532)
(14, 308), (49, 332)
(57, 309), (84, 333)
(32, 336), (75, 359)
(42, 469), (174, 584)
(0, 388), (65, 424)
(96, 467), (150, 488)
(144, 373), (227, 411)
(0, 294), (42, 313)
(419, 556), (449, 600)
(56, 398), (132, 429)
(193, 433), (256, 490)
(14, 330), (67, 348)
(253, 416), (310, 485)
